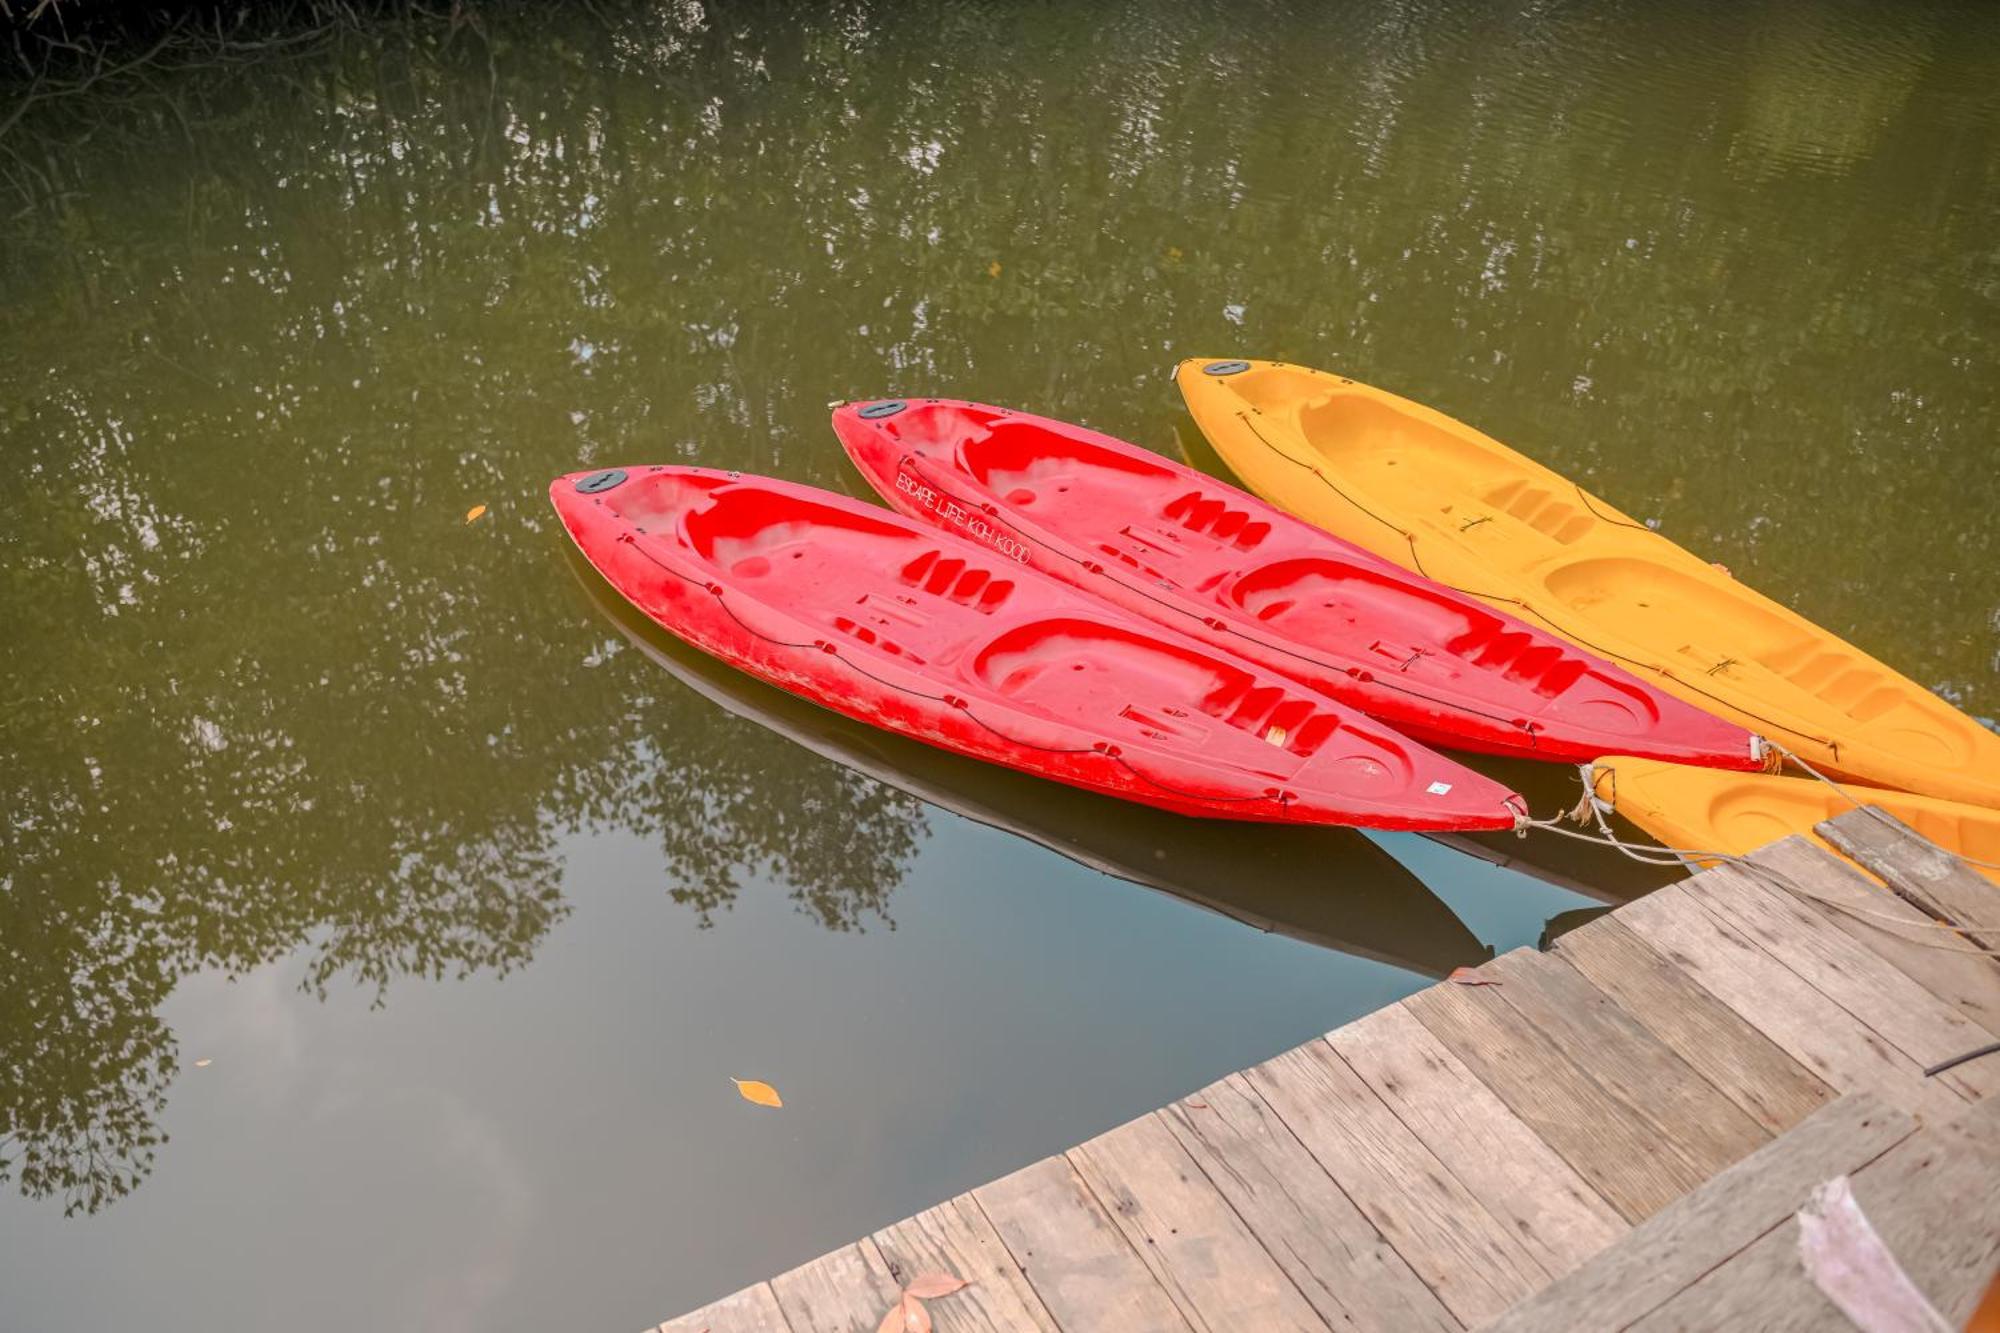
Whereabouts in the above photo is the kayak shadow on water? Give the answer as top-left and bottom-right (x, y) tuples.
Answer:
(563, 546), (1494, 980)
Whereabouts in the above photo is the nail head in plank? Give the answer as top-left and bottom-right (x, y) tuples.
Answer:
(1553, 915), (1832, 1133)
(1404, 976), (1710, 1221)
(1628, 1095), (2000, 1332)
(770, 1239), (904, 1332)
(871, 1195), (1061, 1332)
(1243, 1036), (1547, 1326)
(1688, 862), (2000, 1100)
(1616, 881), (1967, 1122)
(1327, 1002), (1625, 1281)
(1750, 837), (2000, 1039)
(1819, 807), (2000, 952)
(655, 1281), (792, 1333)
(973, 1153), (1193, 1332)
(1159, 1072), (1457, 1333)
(1480, 1091), (1916, 1333)
(1484, 947), (1771, 1176)
(1066, 1110), (1332, 1332)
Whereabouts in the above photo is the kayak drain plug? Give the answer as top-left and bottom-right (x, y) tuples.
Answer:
(1203, 360), (1251, 376)
(859, 400), (907, 419)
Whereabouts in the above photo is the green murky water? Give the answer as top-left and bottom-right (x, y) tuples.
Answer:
(3, 1), (1996, 1327)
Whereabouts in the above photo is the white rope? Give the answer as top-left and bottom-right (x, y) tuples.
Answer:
(1521, 770), (2000, 954)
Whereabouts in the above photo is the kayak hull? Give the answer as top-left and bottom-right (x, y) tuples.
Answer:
(550, 466), (1528, 831)
(1176, 358), (2000, 809)
(833, 397), (1765, 772)
(1592, 756), (2000, 889)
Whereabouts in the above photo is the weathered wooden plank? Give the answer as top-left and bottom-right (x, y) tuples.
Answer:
(769, 1240), (904, 1333)
(1553, 915), (1833, 1134)
(1158, 1072), (1457, 1333)
(1405, 976), (1709, 1221)
(1243, 1036), (1547, 1326)
(1688, 862), (2000, 1100)
(1066, 1111), (1331, 1332)
(871, 1195), (1061, 1333)
(1820, 806), (2000, 952)
(1326, 1002), (1625, 1281)
(1616, 881), (1966, 1122)
(973, 1153), (1192, 1332)
(1483, 947), (1770, 1176)
(1848, 1094), (2000, 1327)
(1751, 837), (2000, 1039)
(1628, 1096), (2000, 1332)
(656, 1281), (792, 1333)
(1479, 1092), (1917, 1333)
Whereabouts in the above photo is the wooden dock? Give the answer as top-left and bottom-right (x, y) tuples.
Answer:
(654, 808), (2000, 1332)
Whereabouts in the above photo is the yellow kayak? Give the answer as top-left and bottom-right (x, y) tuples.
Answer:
(1176, 358), (2000, 810)
(1590, 755), (2000, 888)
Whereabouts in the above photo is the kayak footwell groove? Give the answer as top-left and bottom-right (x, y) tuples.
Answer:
(652, 814), (2000, 1333)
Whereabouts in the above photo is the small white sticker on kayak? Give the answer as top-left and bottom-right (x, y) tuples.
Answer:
(1426, 781), (1453, 795)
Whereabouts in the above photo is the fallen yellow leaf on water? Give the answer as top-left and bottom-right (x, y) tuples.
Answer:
(731, 1078), (783, 1107)
(986, 261), (1002, 278)
(194, 1058), (213, 1068)
(904, 1273), (970, 1299)
(1166, 245), (1184, 261)
(465, 504), (487, 524)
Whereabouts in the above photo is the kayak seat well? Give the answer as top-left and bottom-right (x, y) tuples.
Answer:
(960, 422), (1278, 557)
(959, 421), (1175, 514)
(1296, 394), (1513, 499)
(969, 619), (1348, 761)
(673, 483), (1022, 647)
(599, 468), (733, 532)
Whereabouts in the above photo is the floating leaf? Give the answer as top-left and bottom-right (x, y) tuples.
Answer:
(1447, 967), (1501, 986)
(465, 504), (487, 524)
(731, 1078), (783, 1107)
(1165, 245), (1184, 262)
(193, 1058), (213, 1068)
(904, 1273), (969, 1299)
(876, 1294), (931, 1333)
(986, 261), (1002, 278)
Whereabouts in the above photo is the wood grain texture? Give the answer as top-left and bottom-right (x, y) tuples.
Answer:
(1068, 1111), (1331, 1332)
(1160, 1072), (1458, 1333)
(656, 1281), (792, 1333)
(1483, 947), (1770, 1176)
(1751, 837), (2000, 1039)
(1478, 1093), (1916, 1333)
(1820, 807), (2000, 952)
(1616, 880), (1966, 1122)
(1244, 1034), (1547, 1326)
(1629, 1096), (2000, 1333)
(1327, 1001), (1625, 1281)
(1687, 862), (2000, 1100)
(1405, 975), (1709, 1221)
(1551, 914), (1833, 1134)
(871, 1195), (1061, 1333)
(973, 1153), (1192, 1333)
(769, 1240), (904, 1333)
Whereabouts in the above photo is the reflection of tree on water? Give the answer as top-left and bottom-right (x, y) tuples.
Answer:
(5, 0), (1995, 1222)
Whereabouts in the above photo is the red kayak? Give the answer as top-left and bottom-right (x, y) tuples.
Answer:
(551, 466), (1528, 831)
(832, 399), (1768, 770)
